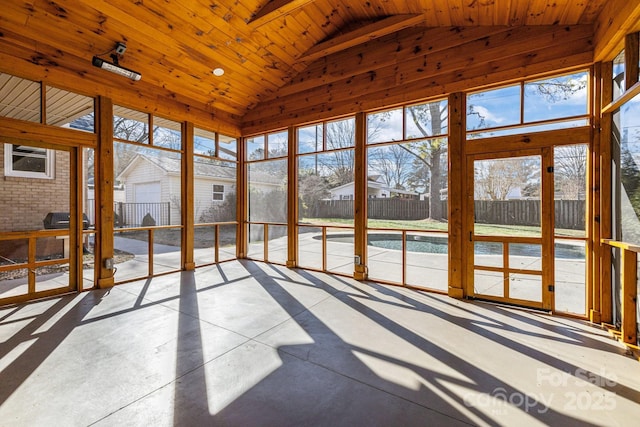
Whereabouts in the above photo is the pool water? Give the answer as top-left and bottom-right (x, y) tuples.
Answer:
(322, 233), (585, 259)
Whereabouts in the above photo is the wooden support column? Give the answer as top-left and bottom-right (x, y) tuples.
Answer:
(542, 147), (555, 311)
(590, 63), (603, 323)
(448, 92), (465, 298)
(600, 62), (614, 323)
(287, 126), (298, 268)
(183, 122), (195, 270)
(95, 96), (115, 288)
(621, 248), (638, 344)
(70, 146), (80, 291)
(625, 33), (639, 89)
(353, 112), (367, 280)
(237, 137), (247, 258)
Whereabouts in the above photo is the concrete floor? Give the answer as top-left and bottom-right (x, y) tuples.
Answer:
(1, 260), (639, 426)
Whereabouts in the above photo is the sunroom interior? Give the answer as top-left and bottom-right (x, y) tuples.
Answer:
(1, 0), (640, 425)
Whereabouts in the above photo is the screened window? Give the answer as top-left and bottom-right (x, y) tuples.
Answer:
(613, 49), (626, 100)
(467, 71), (589, 138)
(113, 105), (149, 143)
(3, 144), (54, 179)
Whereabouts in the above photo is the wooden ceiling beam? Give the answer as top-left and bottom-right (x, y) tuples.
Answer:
(266, 25), (590, 103)
(248, 0), (317, 27)
(298, 14), (425, 63)
(270, 26), (513, 101)
(593, 0), (640, 61)
(242, 26), (593, 132)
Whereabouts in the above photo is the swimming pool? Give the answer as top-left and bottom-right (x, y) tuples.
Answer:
(319, 233), (585, 259)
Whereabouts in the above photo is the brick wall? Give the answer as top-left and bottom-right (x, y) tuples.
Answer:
(0, 145), (71, 232)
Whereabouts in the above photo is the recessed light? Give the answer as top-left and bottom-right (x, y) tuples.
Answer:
(213, 68), (224, 76)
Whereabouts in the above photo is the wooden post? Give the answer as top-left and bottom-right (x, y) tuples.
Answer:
(70, 146), (80, 291)
(183, 122), (195, 270)
(287, 126), (298, 268)
(600, 62), (614, 323)
(449, 92), (465, 298)
(148, 229), (154, 277)
(353, 112), (367, 280)
(590, 63), (602, 323)
(95, 96), (115, 288)
(625, 33), (639, 90)
(621, 248), (638, 344)
(237, 136), (247, 258)
(542, 147), (555, 311)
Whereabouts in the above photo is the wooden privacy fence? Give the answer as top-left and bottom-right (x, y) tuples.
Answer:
(308, 199), (441, 220)
(308, 199), (585, 229)
(474, 199), (585, 229)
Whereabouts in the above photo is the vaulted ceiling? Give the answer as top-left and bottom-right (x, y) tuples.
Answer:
(0, 0), (638, 135)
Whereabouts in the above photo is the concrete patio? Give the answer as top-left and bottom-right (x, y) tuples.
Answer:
(0, 259), (638, 426)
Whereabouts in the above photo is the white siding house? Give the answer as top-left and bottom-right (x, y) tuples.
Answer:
(329, 175), (419, 200)
(117, 155), (280, 225)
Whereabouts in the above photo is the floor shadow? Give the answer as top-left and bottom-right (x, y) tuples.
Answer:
(173, 270), (210, 426)
(0, 289), (108, 406)
(355, 280), (640, 405)
(208, 261), (601, 426)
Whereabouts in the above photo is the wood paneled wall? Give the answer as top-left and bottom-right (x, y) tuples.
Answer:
(0, 33), (242, 137)
(242, 25), (594, 134)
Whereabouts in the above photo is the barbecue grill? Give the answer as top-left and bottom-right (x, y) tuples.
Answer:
(43, 212), (90, 229)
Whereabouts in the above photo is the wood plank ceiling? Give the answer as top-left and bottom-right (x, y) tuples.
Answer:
(0, 0), (621, 134)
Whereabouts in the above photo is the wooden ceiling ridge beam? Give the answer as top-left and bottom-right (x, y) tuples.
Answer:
(248, 0), (317, 27)
(265, 25), (590, 103)
(298, 14), (426, 63)
(262, 26), (515, 102)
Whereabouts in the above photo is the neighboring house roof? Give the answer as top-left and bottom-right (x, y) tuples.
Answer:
(330, 176), (418, 197)
(118, 154), (236, 180)
(117, 154), (282, 186)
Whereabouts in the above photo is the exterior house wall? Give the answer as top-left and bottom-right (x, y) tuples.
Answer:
(330, 182), (394, 200)
(194, 176), (236, 223)
(122, 160), (165, 203)
(329, 184), (355, 200)
(168, 175), (181, 225)
(368, 186), (389, 198)
(0, 145), (70, 232)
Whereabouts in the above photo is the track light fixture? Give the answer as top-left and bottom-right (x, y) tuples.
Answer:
(92, 42), (142, 81)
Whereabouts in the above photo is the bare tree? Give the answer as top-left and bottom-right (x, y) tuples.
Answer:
(475, 158), (536, 200)
(404, 101), (448, 219)
(554, 145), (587, 199)
(298, 172), (331, 217)
(368, 144), (418, 190)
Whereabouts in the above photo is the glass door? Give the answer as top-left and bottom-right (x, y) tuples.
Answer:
(470, 149), (554, 310)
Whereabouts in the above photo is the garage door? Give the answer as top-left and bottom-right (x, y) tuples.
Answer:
(135, 182), (161, 203)
(132, 182), (161, 226)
